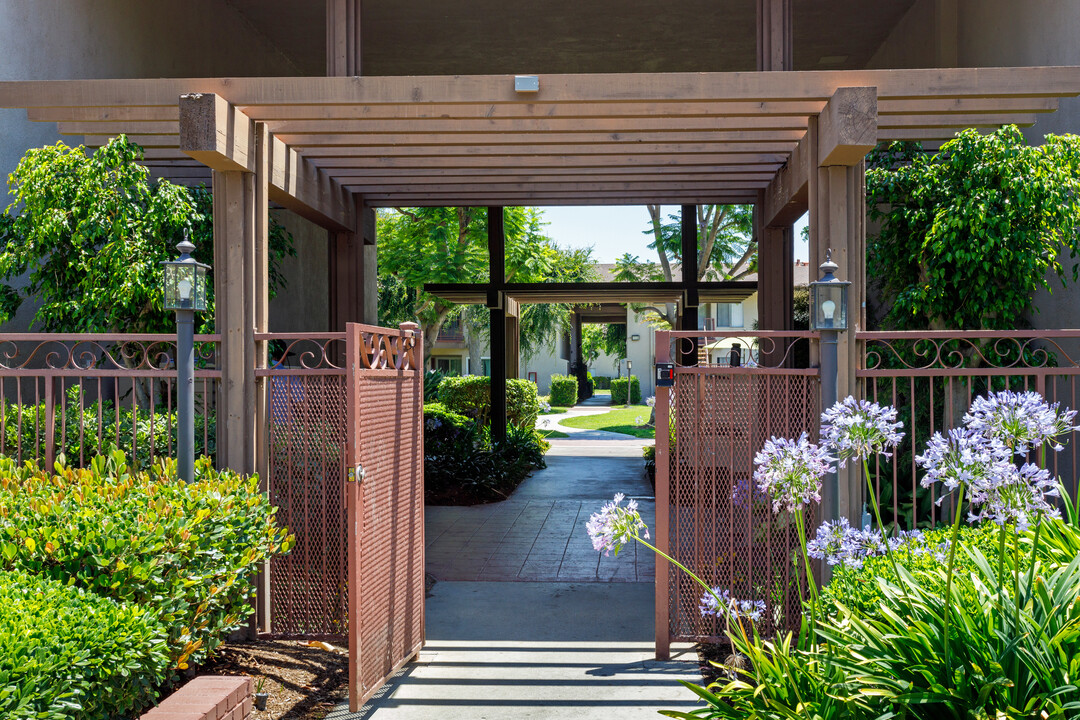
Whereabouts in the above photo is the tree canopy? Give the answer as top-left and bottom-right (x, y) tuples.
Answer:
(376, 206), (597, 361)
(0, 136), (294, 333)
(867, 126), (1080, 330)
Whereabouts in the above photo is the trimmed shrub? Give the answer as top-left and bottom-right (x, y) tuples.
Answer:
(0, 569), (170, 720)
(611, 375), (641, 405)
(592, 375), (612, 390)
(437, 375), (540, 428)
(0, 451), (294, 671)
(549, 374), (578, 407)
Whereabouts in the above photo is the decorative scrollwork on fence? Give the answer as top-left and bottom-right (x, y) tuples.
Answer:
(863, 335), (1079, 371)
(358, 329), (419, 370)
(0, 336), (220, 372)
(269, 337), (347, 371)
(669, 333), (814, 369)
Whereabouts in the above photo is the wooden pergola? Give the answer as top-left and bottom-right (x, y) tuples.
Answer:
(3, 66), (1080, 458)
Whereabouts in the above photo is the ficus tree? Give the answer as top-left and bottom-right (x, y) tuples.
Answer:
(0, 136), (295, 334)
(867, 126), (1080, 331)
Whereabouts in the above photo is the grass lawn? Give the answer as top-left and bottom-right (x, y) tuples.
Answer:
(537, 428), (569, 439)
(559, 405), (654, 439)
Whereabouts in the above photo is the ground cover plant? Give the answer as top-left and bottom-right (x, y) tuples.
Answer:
(560, 403), (654, 439)
(0, 451), (294, 718)
(424, 402), (549, 504)
(588, 390), (1080, 719)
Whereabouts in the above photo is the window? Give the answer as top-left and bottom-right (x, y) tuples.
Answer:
(480, 358), (492, 377)
(716, 302), (744, 328)
(433, 357), (463, 376)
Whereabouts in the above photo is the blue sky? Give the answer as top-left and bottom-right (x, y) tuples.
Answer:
(538, 205), (809, 265)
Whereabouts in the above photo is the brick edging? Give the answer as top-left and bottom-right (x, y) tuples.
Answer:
(140, 675), (253, 720)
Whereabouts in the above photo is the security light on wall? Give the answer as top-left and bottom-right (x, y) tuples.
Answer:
(630, 334), (641, 341)
(514, 75), (540, 92)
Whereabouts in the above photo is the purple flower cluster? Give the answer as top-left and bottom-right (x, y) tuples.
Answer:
(699, 588), (767, 622)
(917, 422), (1062, 529)
(807, 518), (898, 570)
(586, 493), (650, 557)
(820, 397), (905, 468)
(752, 433), (833, 513)
(964, 390), (1078, 454)
(731, 475), (769, 510)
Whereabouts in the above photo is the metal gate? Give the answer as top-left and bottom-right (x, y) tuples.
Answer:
(261, 322), (424, 710)
(654, 330), (819, 657)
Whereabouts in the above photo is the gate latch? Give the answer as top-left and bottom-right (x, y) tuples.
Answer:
(347, 463), (366, 483)
(656, 362), (675, 387)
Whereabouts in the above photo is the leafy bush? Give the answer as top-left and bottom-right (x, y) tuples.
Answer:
(423, 369), (445, 403)
(611, 375), (641, 405)
(549, 374), (578, 407)
(0, 570), (169, 720)
(437, 375), (540, 428)
(423, 405), (547, 505)
(592, 375), (612, 390)
(1, 387), (215, 468)
(0, 451), (293, 671)
(643, 444), (656, 488)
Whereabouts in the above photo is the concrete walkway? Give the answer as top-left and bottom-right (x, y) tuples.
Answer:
(330, 411), (699, 719)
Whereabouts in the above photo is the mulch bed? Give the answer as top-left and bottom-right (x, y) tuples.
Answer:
(194, 639), (348, 720)
(697, 642), (743, 686)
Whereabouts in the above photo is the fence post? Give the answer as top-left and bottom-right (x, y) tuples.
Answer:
(44, 376), (55, 468)
(820, 328), (839, 524)
(654, 330), (671, 660)
(345, 323), (363, 712)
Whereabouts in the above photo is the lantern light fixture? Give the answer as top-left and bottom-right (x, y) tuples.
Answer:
(162, 236), (210, 312)
(809, 250), (850, 331)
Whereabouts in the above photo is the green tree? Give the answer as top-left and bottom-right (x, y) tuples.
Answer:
(0, 136), (295, 333)
(378, 206), (598, 362)
(581, 322), (627, 370)
(867, 126), (1080, 330)
(640, 204), (755, 327)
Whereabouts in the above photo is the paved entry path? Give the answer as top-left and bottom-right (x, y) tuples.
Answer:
(330, 431), (700, 719)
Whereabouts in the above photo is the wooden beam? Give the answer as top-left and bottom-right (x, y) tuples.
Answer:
(363, 193), (759, 207)
(294, 143), (800, 158)
(818, 87), (878, 167)
(757, 0), (793, 72)
(273, 130), (808, 146)
(308, 154), (789, 169)
(340, 181), (769, 194)
(178, 93), (354, 232)
(338, 173), (775, 186)
(320, 166), (781, 178)
(327, 0), (361, 78)
(5, 67), (1079, 109)
(762, 122), (813, 228)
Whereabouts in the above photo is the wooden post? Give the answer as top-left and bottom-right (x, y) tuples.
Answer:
(213, 169), (256, 476)
(253, 122), (271, 636)
(327, 0), (362, 77)
(756, 0), (793, 72)
(328, 199), (368, 331)
(654, 330), (672, 660)
(810, 87), (876, 524)
(679, 205), (699, 366)
(488, 207), (507, 442)
(505, 297), (520, 380)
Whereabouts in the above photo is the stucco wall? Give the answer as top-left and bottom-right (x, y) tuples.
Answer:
(268, 210), (329, 333)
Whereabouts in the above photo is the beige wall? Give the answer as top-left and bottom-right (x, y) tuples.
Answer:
(267, 211), (329, 333)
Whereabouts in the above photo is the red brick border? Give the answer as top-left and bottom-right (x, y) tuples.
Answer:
(140, 676), (253, 720)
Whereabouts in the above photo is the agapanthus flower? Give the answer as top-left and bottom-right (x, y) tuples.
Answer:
(586, 493), (650, 557)
(807, 518), (852, 566)
(967, 462), (1060, 531)
(820, 396), (905, 467)
(699, 588), (767, 622)
(917, 427), (1015, 502)
(752, 433), (833, 513)
(731, 476), (769, 510)
(646, 396), (656, 408)
(964, 390), (1078, 455)
(889, 528), (926, 554)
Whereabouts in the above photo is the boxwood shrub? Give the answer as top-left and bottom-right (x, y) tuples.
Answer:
(592, 375), (612, 390)
(611, 375), (641, 405)
(0, 451), (294, 671)
(437, 375), (540, 428)
(548, 374), (578, 407)
(0, 569), (170, 720)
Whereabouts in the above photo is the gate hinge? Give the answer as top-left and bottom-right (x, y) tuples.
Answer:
(347, 463), (366, 483)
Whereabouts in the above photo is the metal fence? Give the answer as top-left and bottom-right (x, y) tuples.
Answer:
(858, 331), (1080, 529)
(654, 330), (820, 655)
(0, 334), (220, 467)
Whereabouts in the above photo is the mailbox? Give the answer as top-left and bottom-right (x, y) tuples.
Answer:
(656, 362), (675, 387)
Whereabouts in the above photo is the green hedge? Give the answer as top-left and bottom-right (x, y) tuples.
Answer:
(549, 374), (578, 407)
(592, 375), (612, 390)
(0, 451), (293, 671)
(1, 388), (216, 468)
(611, 376), (641, 405)
(0, 570), (169, 720)
(437, 376), (540, 428)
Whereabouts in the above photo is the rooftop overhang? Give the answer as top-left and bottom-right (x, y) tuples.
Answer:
(425, 281), (758, 306)
(1, 67), (1078, 212)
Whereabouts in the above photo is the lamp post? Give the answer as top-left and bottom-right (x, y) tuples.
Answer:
(810, 250), (850, 521)
(162, 236), (210, 484)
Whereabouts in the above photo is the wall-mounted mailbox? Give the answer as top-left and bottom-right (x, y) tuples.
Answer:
(656, 362), (675, 387)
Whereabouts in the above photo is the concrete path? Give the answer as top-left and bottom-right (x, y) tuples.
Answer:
(328, 583), (699, 720)
(328, 416), (699, 719)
